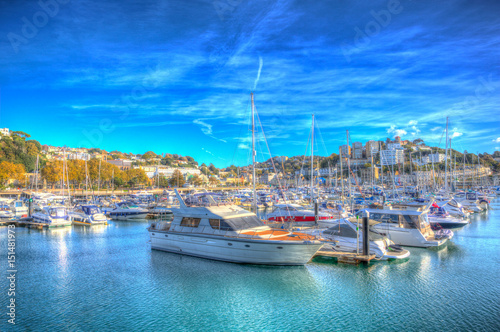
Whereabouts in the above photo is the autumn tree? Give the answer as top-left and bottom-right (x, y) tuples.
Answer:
(188, 174), (203, 186)
(208, 176), (220, 186)
(41, 161), (63, 188)
(0, 161), (25, 186)
(125, 168), (150, 187)
(168, 169), (185, 187)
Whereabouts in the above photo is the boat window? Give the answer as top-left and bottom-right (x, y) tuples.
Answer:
(180, 217), (201, 227)
(400, 214), (418, 229)
(466, 193), (476, 200)
(221, 215), (265, 231)
(370, 213), (399, 223)
(209, 219), (221, 229)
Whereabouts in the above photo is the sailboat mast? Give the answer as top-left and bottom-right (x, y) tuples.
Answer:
(346, 130), (352, 211)
(463, 150), (466, 190)
(310, 114), (314, 204)
(35, 155), (39, 191)
(445, 116), (449, 192)
(340, 148), (344, 205)
(251, 93), (257, 213)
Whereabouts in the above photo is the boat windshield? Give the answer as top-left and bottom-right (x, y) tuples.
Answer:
(210, 215), (264, 231)
(50, 208), (66, 217)
(324, 224), (357, 238)
(83, 206), (101, 215)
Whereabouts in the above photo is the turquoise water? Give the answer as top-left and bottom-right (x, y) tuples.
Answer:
(1, 201), (500, 331)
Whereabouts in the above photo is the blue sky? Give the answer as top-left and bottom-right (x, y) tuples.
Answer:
(0, 0), (499, 167)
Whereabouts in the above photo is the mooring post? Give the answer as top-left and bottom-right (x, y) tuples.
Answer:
(314, 200), (318, 226)
(362, 210), (370, 256)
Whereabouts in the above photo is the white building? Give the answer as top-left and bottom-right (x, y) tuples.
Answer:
(67, 153), (91, 161)
(136, 166), (201, 179)
(365, 140), (379, 157)
(352, 141), (363, 159)
(0, 128), (10, 136)
(380, 149), (404, 165)
(387, 143), (402, 150)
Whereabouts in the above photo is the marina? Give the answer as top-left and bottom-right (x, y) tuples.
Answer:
(2, 0), (500, 330)
(0, 197), (498, 330)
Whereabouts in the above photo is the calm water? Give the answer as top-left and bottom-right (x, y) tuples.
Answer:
(1, 200), (500, 331)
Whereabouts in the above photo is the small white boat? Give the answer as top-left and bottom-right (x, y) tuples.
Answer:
(70, 205), (107, 225)
(428, 206), (469, 229)
(306, 218), (410, 261)
(31, 206), (72, 227)
(106, 202), (149, 220)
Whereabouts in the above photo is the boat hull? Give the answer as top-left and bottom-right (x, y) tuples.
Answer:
(373, 225), (450, 248)
(149, 231), (323, 265)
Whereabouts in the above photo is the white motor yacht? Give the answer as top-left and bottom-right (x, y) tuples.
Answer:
(148, 191), (324, 265)
(307, 217), (410, 261)
(357, 205), (453, 248)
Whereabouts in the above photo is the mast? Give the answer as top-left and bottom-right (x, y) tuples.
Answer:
(445, 116), (449, 192)
(340, 147), (344, 206)
(85, 160), (88, 201)
(346, 130), (352, 211)
(98, 159), (101, 192)
(251, 93), (257, 213)
(35, 154), (39, 192)
(310, 114), (314, 204)
(463, 150), (466, 190)
(62, 147), (66, 199)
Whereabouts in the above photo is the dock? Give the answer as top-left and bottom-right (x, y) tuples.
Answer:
(314, 250), (376, 264)
(1, 218), (71, 229)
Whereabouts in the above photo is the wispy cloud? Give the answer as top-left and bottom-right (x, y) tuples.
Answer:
(253, 56), (263, 90)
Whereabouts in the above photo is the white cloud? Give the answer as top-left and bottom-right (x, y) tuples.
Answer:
(411, 125), (421, 136)
(408, 120), (418, 125)
(253, 56), (263, 90)
(193, 119), (213, 135)
(451, 132), (463, 139)
(430, 126), (441, 132)
(193, 119), (227, 143)
(493, 137), (500, 143)
(386, 125), (407, 138)
(238, 143), (250, 149)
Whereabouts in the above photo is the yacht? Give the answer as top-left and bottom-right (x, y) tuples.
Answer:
(70, 205), (108, 225)
(105, 201), (149, 220)
(428, 206), (469, 229)
(357, 204), (453, 248)
(148, 191), (324, 265)
(437, 199), (470, 219)
(453, 192), (487, 212)
(306, 218), (410, 261)
(267, 204), (337, 225)
(31, 206), (72, 227)
(0, 203), (14, 219)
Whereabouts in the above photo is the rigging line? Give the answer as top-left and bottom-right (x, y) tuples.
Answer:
(231, 95), (252, 166)
(315, 119), (329, 157)
(300, 124), (313, 178)
(254, 107), (291, 214)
